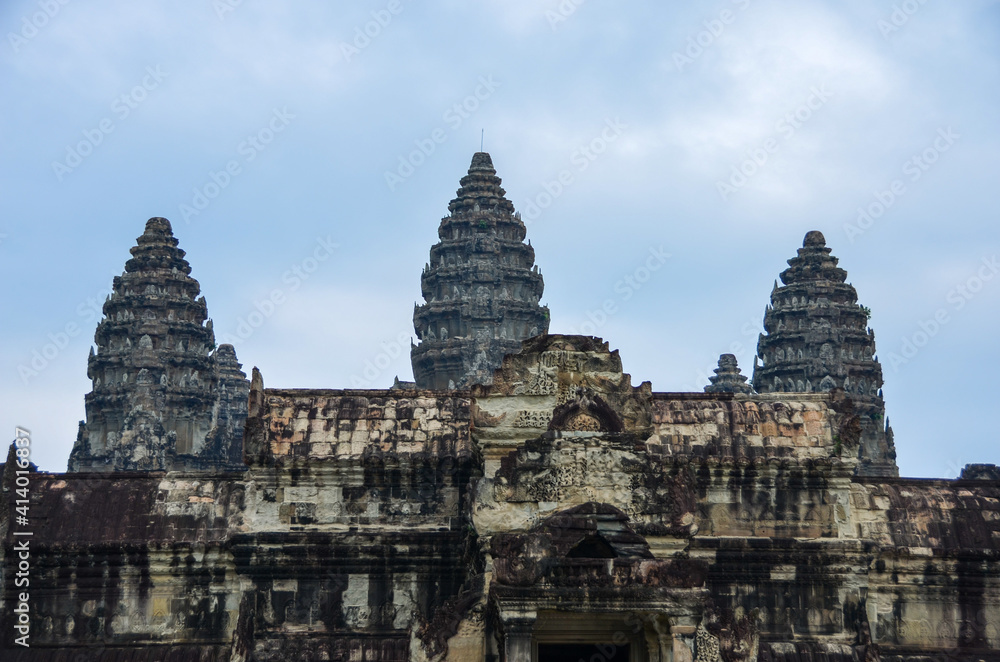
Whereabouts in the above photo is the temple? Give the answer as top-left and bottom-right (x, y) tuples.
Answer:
(1, 153), (998, 662)
(67, 217), (249, 472)
(751, 230), (896, 477)
(411, 152), (549, 389)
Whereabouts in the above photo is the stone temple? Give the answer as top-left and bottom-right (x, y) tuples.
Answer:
(68, 217), (249, 473)
(1, 153), (998, 661)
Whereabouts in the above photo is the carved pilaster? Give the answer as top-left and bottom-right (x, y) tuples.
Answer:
(502, 616), (536, 662)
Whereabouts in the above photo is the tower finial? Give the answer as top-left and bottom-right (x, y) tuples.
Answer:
(803, 230), (827, 248)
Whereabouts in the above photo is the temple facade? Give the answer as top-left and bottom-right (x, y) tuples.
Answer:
(1, 153), (998, 662)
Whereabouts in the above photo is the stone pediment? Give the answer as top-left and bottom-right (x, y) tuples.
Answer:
(472, 334), (653, 437)
(548, 390), (624, 434)
(489, 502), (705, 590)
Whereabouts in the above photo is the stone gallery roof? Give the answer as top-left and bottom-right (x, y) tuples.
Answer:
(246, 383), (474, 464)
(852, 478), (1000, 553)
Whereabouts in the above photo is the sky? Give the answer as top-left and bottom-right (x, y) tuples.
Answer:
(1, 0), (998, 475)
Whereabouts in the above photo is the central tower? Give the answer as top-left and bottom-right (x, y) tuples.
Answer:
(411, 152), (549, 389)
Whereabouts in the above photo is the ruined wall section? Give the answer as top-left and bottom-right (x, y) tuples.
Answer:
(1, 470), (246, 652)
(465, 335), (892, 661)
(240, 383), (476, 531)
(850, 478), (1000, 655)
(232, 374), (482, 661)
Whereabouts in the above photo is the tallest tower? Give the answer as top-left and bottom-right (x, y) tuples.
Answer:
(411, 152), (549, 389)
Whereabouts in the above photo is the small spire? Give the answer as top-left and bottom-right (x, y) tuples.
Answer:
(705, 354), (753, 394)
(249, 367), (265, 419)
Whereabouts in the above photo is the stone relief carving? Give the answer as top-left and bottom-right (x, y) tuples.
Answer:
(512, 410), (550, 428)
(695, 623), (721, 662)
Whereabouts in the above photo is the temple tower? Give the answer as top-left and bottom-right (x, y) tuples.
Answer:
(411, 152), (549, 389)
(68, 217), (249, 472)
(752, 231), (897, 476)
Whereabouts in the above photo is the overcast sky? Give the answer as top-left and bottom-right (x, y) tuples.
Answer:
(2, 1), (998, 475)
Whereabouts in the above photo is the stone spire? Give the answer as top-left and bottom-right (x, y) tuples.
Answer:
(202, 343), (250, 468)
(68, 217), (249, 472)
(752, 230), (897, 476)
(411, 153), (549, 389)
(704, 354), (753, 394)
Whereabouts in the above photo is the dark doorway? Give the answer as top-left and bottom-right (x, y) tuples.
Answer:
(566, 534), (618, 559)
(538, 643), (630, 662)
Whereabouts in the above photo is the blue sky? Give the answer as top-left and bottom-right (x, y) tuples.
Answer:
(2, 0), (998, 474)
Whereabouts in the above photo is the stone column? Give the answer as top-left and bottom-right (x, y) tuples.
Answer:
(503, 617), (535, 662)
(669, 617), (698, 662)
(644, 613), (673, 662)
